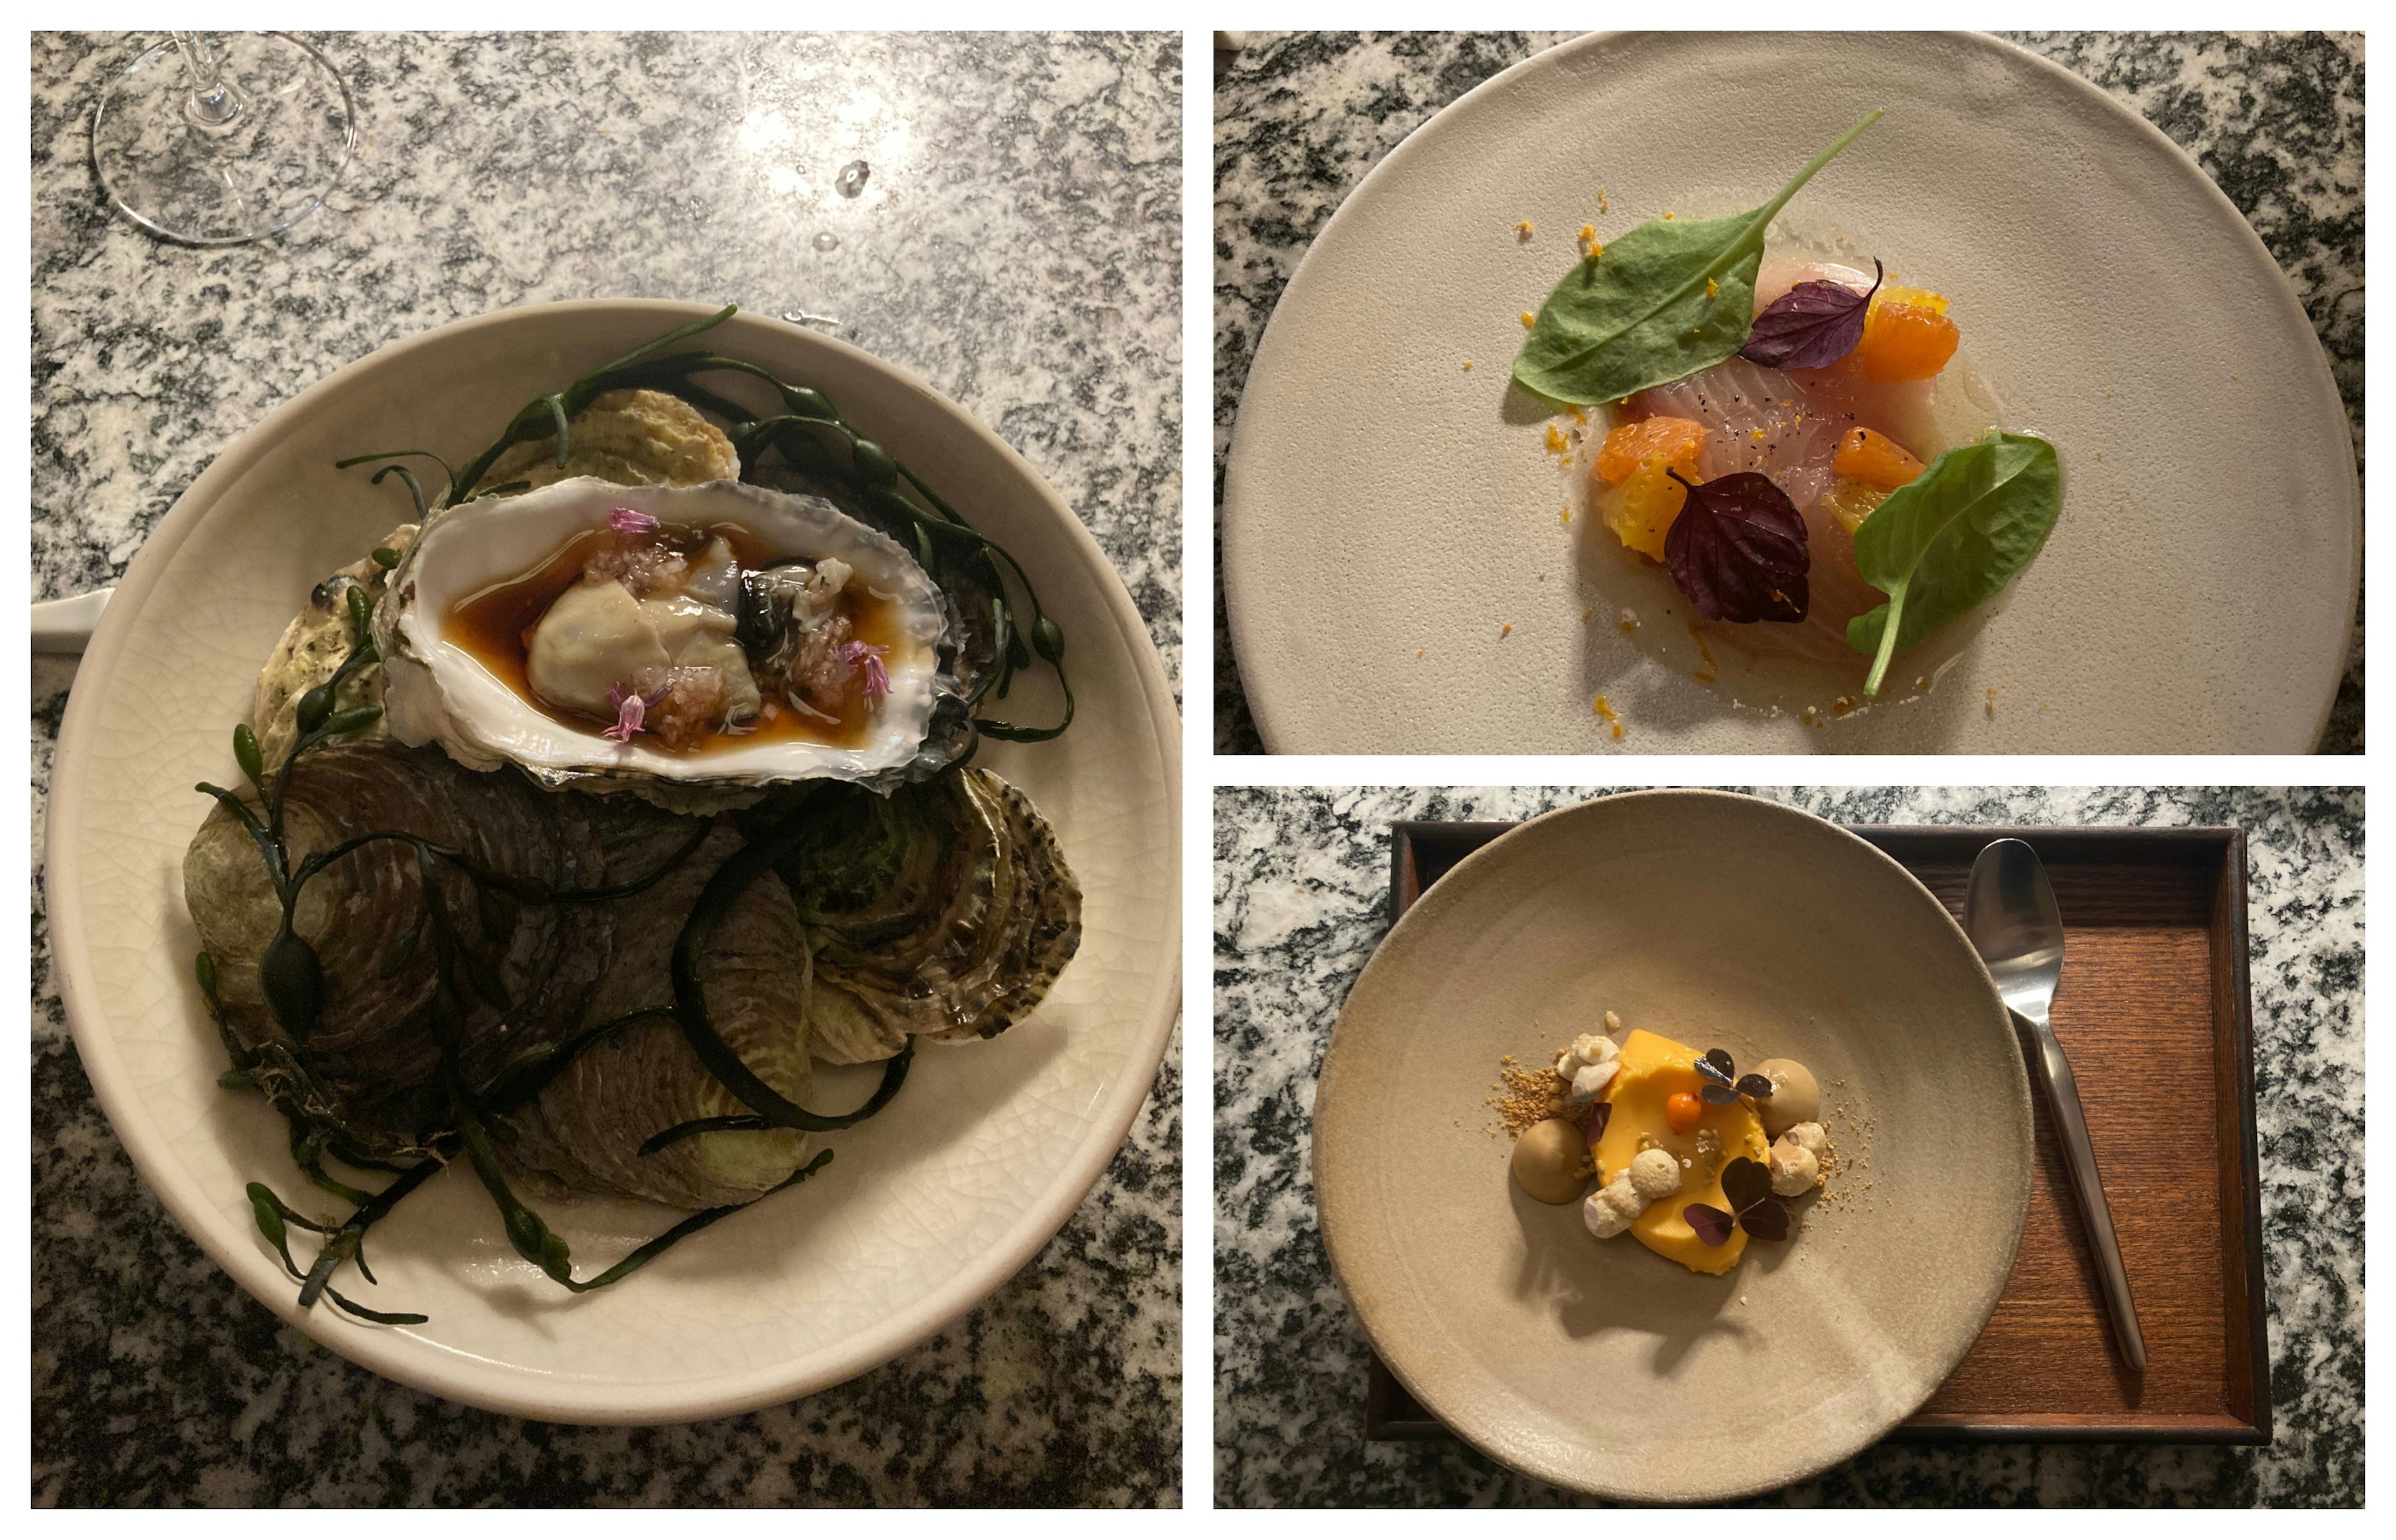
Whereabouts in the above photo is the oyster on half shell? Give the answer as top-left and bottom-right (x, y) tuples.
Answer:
(375, 477), (958, 796)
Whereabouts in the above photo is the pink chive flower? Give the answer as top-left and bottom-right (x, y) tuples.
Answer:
(603, 685), (647, 742)
(841, 641), (890, 701)
(609, 507), (659, 537)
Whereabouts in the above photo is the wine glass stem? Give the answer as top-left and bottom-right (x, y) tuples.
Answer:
(173, 32), (248, 130)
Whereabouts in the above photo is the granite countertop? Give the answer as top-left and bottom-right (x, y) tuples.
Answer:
(1213, 786), (2363, 1505)
(1211, 31), (2365, 754)
(32, 31), (1180, 1506)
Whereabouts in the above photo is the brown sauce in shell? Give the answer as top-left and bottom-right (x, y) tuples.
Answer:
(445, 522), (907, 756)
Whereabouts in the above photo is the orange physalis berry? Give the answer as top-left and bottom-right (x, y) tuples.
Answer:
(1665, 1091), (1703, 1134)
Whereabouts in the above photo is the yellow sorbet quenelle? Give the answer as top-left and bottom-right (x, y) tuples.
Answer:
(1593, 1029), (1771, 1274)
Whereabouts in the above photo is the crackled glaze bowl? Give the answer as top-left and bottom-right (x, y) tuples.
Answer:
(46, 300), (1181, 1423)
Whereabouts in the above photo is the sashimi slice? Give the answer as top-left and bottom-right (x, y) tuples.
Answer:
(1618, 285), (1939, 665)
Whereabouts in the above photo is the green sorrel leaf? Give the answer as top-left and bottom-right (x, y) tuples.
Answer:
(1846, 431), (2062, 698)
(1512, 110), (1882, 406)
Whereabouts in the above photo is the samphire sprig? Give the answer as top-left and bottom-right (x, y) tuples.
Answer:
(200, 589), (910, 1323)
(335, 305), (1073, 746)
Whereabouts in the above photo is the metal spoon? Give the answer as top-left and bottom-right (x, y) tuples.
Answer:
(1965, 837), (2147, 1372)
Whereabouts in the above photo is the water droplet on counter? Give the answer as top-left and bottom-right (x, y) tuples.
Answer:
(835, 160), (870, 198)
(812, 231), (840, 252)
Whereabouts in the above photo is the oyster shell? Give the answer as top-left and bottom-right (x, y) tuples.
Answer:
(774, 768), (1083, 1063)
(471, 387), (740, 495)
(249, 524), (414, 768)
(183, 741), (822, 1206)
(375, 476), (955, 794)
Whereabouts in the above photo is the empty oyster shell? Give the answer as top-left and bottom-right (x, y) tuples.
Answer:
(374, 476), (956, 794)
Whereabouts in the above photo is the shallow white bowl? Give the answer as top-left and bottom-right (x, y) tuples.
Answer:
(46, 300), (1181, 1423)
(1223, 31), (2358, 753)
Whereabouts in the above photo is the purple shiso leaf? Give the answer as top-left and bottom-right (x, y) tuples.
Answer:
(1739, 258), (1882, 369)
(1685, 1204), (1736, 1247)
(1662, 470), (1811, 624)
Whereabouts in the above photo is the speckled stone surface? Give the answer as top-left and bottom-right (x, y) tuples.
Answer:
(1212, 32), (2365, 754)
(1214, 787), (2362, 1506)
(32, 31), (1180, 1507)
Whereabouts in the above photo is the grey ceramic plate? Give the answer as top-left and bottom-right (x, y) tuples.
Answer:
(1223, 31), (2358, 753)
(1314, 791), (2033, 1500)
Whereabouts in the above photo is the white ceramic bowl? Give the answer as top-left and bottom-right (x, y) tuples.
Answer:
(1223, 31), (2359, 753)
(46, 300), (1181, 1423)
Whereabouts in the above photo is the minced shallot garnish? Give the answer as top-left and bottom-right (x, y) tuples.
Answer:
(609, 507), (660, 537)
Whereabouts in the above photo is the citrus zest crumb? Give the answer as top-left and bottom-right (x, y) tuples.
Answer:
(1463, 360), (1474, 371)
(1514, 219), (1534, 239)
(1501, 623), (1513, 637)
(1706, 277), (1719, 300)
(1521, 311), (1536, 328)
(1591, 694), (1623, 739)
(1597, 187), (1609, 213)
(1544, 423), (1570, 454)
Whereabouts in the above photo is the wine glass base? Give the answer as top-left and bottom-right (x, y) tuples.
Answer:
(90, 33), (356, 246)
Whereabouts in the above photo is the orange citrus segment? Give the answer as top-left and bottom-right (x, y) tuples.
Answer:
(1870, 282), (1948, 316)
(1820, 478), (1891, 535)
(1600, 456), (1692, 561)
(1856, 301), (1959, 381)
(1832, 427), (1927, 490)
(1595, 415), (1708, 485)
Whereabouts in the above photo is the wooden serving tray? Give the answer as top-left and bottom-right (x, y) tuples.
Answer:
(1363, 820), (2269, 1445)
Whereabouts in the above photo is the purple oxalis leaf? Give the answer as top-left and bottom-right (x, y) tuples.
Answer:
(1663, 470), (1811, 623)
(1685, 1203), (1736, 1247)
(1739, 258), (1882, 369)
(1737, 1199), (1791, 1242)
(1720, 1156), (1773, 1214)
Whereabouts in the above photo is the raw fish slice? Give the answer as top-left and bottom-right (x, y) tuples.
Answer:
(1624, 340), (1936, 665)
(1753, 258), (1875, 313)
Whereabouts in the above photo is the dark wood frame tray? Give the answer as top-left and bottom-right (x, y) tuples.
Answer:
(1363, 820), (2269, 1445)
